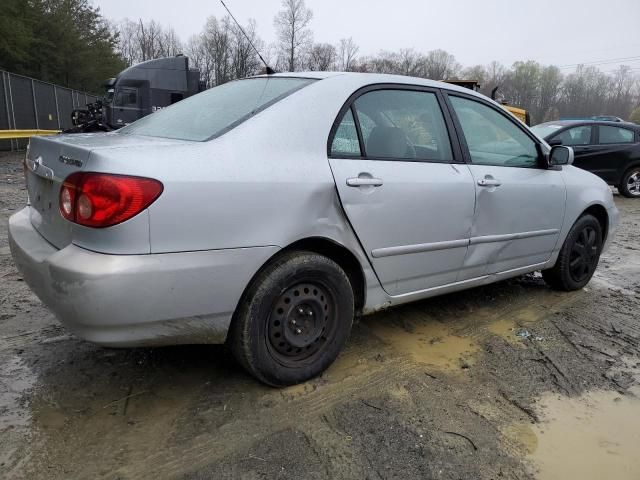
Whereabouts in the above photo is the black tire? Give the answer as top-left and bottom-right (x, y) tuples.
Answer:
(228, 251), (354, 386)
(542, 214), (603, 291)
(618, 166), (640, 198)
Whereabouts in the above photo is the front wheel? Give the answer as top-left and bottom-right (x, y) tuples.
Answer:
(228, 251), (354, 386)
(542, 214), (603, 291)
(619, 167), (640, 198)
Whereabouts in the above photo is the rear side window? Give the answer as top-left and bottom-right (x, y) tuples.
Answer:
(553, 125), (592, 146)
(120, 77), (316, 141)
(599, 126), (635, 144)
(351, 89), (453, 161)
(449, 95), (538, 168)
(331, 109), (361, 156)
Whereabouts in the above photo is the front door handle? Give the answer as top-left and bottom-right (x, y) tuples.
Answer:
(477, 177), (502, 187)
(346, 177), (384, 187)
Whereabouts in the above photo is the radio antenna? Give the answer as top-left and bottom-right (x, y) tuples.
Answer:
(220, 1), (275, 75)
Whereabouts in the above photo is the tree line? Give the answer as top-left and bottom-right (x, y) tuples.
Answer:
(1, 0), (639, 124)
(1, 0), (125, 92)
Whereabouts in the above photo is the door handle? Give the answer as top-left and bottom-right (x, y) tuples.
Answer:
(346, 177), (384, 187)
(477, 178), (502, 187)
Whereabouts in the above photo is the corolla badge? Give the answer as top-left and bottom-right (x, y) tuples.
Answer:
(59, 155), (83, 167)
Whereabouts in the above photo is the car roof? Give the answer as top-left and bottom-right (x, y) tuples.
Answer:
(253, 71), (486, 98)
(535, 119), (639, 129)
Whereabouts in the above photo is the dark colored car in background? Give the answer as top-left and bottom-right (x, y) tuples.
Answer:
(531, 120), (640, 198)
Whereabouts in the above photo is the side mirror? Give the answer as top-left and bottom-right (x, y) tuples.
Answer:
(548, 145), (574, 167)
(548, 138), (562, 146)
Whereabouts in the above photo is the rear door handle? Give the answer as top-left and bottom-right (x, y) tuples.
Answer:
(477, 178), (502, 187)
(346, 177), (384, 187)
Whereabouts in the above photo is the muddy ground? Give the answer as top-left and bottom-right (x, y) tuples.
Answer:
(1, 150), (640, 479)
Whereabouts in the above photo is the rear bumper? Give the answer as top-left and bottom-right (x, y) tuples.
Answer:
(9, 207), (279, 347)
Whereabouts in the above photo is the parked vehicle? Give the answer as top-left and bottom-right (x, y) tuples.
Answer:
(9, 72), (619, 386)
(531, 120), (640, 197)
(65, 56), (205, 133)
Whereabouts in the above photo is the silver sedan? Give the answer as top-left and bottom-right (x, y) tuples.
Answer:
(9, 72), (619, 386)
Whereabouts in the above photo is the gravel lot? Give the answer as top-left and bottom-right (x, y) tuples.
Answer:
(1, 150), (639, 479)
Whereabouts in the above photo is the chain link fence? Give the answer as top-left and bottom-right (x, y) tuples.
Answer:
(1, 70), (98, 151)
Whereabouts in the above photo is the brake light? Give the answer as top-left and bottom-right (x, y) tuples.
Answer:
(59, 172), (163, 228)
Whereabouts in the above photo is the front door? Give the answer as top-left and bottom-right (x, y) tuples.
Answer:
(328, 88), (475, 296)
(446, 94), (566, 278)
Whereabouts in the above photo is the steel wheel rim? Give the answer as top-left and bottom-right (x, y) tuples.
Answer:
(266, 282), (336, 365)
(568, 225), (598, 283)
(627, 171), (640, 196)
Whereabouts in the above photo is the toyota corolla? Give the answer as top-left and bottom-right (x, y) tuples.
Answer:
(9, 72), (619, 386)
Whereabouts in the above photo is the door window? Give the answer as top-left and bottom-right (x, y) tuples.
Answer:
(599, 126), (635, 144)
(449, 96), (539, 167)
(330, 109), (361, 156)
(552, 125), (592, 146)
(351, 90), (453, 161)
(115, 88), (138, 107)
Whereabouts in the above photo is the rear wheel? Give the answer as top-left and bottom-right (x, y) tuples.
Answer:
(542, 214), (603, 291)
(619, 167), (640, 198)
(228, 251), (354, 386)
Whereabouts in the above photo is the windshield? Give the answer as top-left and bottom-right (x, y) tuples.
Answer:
(530, 123), (565, 140)
(119, 77), (316, 141)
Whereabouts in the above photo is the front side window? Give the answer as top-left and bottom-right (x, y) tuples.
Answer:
(552, 125), (592, 146)
(351, 89), (453, 161)
(115, 88), (137, 107)
(331, 109), (361, 156)
(120, 77), (316, 141)
(449, 95), (539, 168)
(599, 126), (635, 144)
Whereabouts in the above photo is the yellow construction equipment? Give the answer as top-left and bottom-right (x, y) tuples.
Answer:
(0, 129), (60, 139)
(444, 80), (531, 126)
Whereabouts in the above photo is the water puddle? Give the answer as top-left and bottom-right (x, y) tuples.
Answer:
(487, 318), (519, 344)
(365, 314), (478, 371)
(526, 390), (640, 479)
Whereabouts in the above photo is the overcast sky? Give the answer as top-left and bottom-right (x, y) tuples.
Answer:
(94, 0), (640, 73)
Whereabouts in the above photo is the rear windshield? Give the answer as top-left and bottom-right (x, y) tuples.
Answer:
(119, 77), (316, 141)
(530, 123), (565, 140)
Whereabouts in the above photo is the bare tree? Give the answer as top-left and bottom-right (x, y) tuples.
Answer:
(423, 49), (459, 80)
(304, 43), (336, 71)
(274, 0), (313, 72)
(337, 37), (359, 71)
(484, 61), (507, 95)
(184, 15), (264, 87)
(114, 19), (139, 66)
(229, 19), (263, 79)
(113, 19), (181, 65)
(184, 33), (214, 87)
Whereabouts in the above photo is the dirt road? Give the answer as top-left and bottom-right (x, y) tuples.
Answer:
(1, 150), (639, 479)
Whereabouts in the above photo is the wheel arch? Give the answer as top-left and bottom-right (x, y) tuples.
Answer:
(580, 203), (609, 242)
(231, 236), (367, 334)
(619, 161), (640, 185)
(281, 237), (366, 315)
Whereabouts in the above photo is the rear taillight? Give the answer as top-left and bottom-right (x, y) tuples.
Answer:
(59, 172), (163, 228)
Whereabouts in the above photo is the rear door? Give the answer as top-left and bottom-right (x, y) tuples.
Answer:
(589, 124), (639, 183)
(444, 93), (566, 278)
(328, 86), (475, 296)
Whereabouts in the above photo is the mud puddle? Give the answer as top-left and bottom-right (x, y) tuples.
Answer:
(525, 389), (640, 479)
(365, 314), (479, 371)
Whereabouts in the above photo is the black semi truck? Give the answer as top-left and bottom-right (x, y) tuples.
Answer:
(67, 55), (205, 133)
